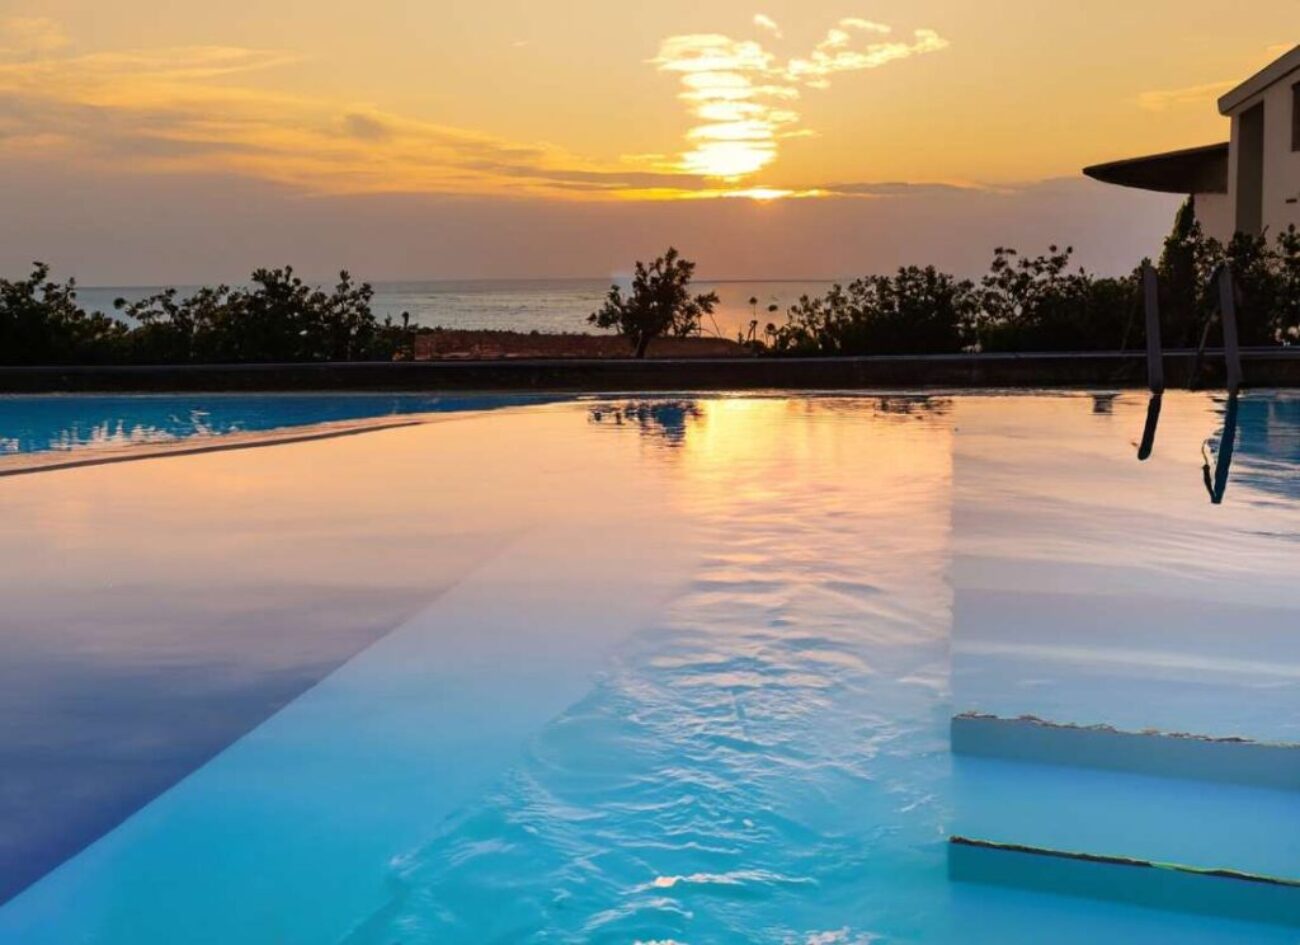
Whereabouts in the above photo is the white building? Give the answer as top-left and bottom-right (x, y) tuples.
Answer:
(1085, 44), (1300, 243)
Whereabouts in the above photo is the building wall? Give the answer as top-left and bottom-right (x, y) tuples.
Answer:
(1225, 77), (1300, 238)
(1261, 78), (1300, 235)
(1195, 192), (1235, 243)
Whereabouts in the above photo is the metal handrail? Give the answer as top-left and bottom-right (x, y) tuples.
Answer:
(1193, 264), (1245, 393)
(1215, 265), (1243, 393)
(1141, 263), (1164, 394)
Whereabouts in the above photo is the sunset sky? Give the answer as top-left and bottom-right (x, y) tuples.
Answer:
(0, 2), (1291, 283)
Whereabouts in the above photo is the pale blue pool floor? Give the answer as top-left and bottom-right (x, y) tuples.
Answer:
(0, 392), (1298, 943)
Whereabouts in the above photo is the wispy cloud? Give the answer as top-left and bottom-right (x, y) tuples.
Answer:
(752, 14), (782, 39)
(1136, 79), (1236, 111)
(0, 16), (70, 57)
(1136, 43), (1295, 112)
(787, 21), (947, 89)
(653, 18), (949, 179)
(821, 180), (985, 197)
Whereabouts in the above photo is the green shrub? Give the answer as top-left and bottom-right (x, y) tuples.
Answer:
(768, 266), (973, 356)
(116, 267), (405, 363)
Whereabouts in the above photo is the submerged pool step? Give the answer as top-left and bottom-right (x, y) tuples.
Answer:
(950, 749), (1300, 923)
(951, 712), (1300, 790)
(948, 836), (1300, 927)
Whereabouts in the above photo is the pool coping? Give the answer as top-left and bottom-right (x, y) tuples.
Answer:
(3, 348), (1300, 392)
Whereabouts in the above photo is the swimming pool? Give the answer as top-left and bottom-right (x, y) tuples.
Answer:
(0, 392), (1296, 943)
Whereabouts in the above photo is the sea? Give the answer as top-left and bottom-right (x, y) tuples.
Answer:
(77, 279), (839, 341)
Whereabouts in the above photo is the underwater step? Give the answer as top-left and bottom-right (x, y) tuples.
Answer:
(951, 713), (1300, 789)
(948, 836), (1300, 927)
(951, 755), (1300, 883)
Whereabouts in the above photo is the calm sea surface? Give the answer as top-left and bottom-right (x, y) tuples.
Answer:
(77, 279), (837, 339)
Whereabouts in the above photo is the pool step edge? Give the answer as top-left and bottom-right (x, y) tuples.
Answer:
(949, 835), (1300, 927)
(951, 712), (1300, 789)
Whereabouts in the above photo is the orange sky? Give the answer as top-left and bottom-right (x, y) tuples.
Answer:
(0, 3), (1291, 280)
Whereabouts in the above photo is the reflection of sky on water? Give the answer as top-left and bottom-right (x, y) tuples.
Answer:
(0, 392), (1297, 945)
(954, 391), (1300, 743)
(951, 393), (1300, 937)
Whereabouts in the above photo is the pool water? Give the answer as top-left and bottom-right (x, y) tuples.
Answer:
(0, 392), (1296, 944)
(0, 393), (553, 455)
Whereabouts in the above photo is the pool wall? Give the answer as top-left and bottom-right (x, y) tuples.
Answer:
(3, 349), (1300, 392)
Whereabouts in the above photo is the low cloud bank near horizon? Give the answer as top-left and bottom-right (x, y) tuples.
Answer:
(0, 162), (1178, 287)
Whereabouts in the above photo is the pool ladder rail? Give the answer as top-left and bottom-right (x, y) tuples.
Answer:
(1137, 265), (1241, 503)
(1140, 262), (1244, 397)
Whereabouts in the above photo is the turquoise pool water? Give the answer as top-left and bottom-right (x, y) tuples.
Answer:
(0, 393), (552, 455)
(0, 392), (1296, 943)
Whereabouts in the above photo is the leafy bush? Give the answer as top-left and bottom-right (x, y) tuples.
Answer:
(117, 267), (404, 363)
(1157, 199), (1300, 347)
(1274, 227), (1300, 345)
(1222, 230), (1300, 346)
(0, 263), (126, 364)
(768, 266), (973, 355)
(764, 213), (1300, 358)
(0, 263), (406, 365)
(969, 246), (1136, 353)
(770, 249), (1139, 356)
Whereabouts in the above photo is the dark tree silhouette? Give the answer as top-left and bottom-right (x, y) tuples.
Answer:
(971, 245), (1133, 352)
(769, 266), (974, 356)
(1157, 197), (1208, 348)
(589, 248), (719, 358)
(115, 267), (407, 363)
(0, 263), (125, 365)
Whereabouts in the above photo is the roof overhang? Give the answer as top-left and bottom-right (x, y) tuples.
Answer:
(1083, 142), (1229, 195)
(1219, 44), (1300, 115)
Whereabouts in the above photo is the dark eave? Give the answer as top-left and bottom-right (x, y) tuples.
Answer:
(1083, 142), (1229, 195)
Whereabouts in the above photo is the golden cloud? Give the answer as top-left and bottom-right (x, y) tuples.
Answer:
(752, 14), (783, 39)
(653, 18), (949, 179)
(1136, 79), (1236, 111)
